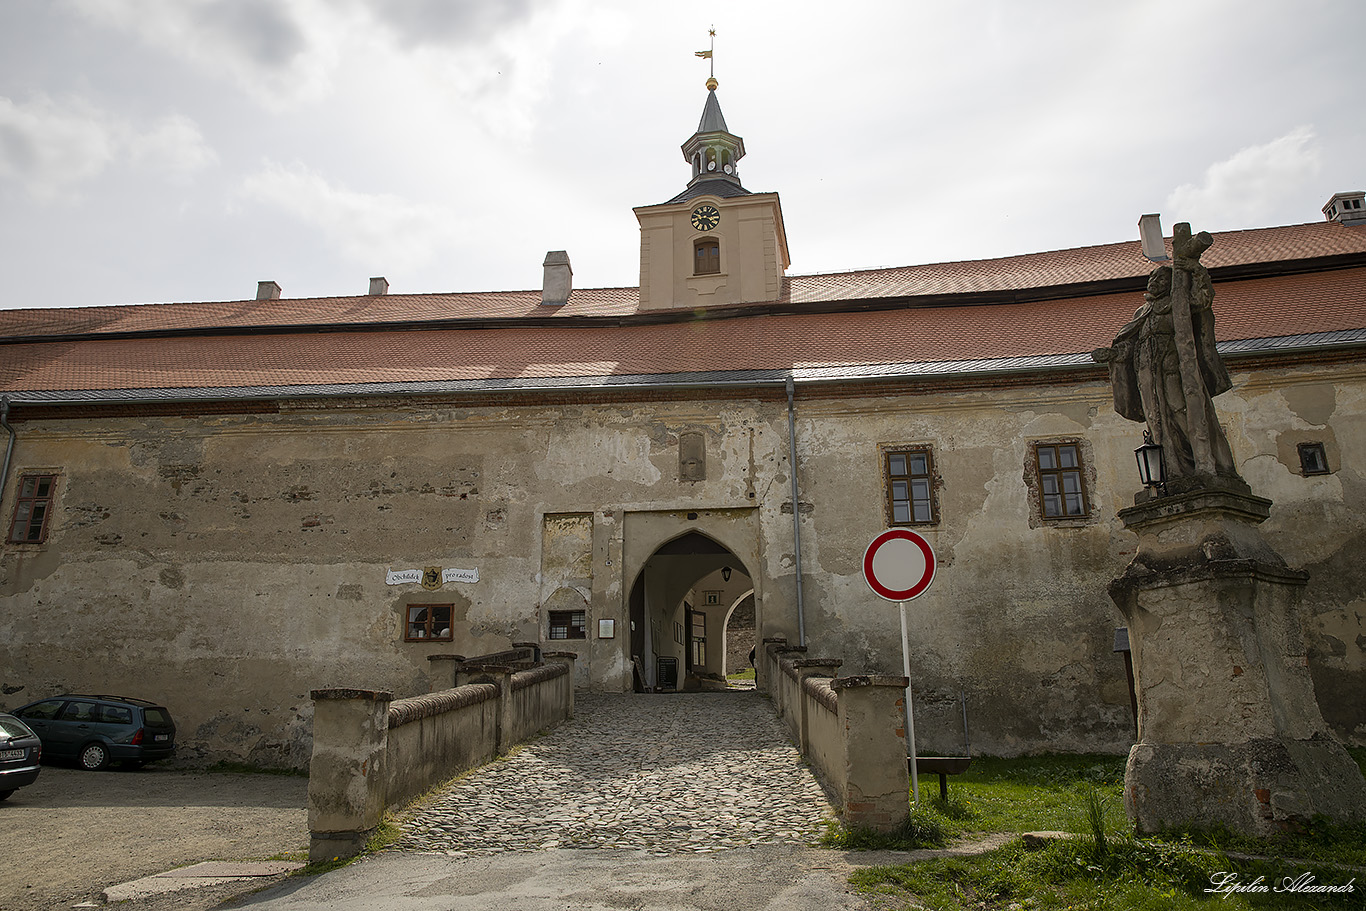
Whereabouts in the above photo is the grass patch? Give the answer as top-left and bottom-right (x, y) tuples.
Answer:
(854, 836), (1366, 910)
(845, 754), (1366, 910)
(726, 668), (756, 681)
(1169, 816), (1366, 868)
(914, 754), (1129, 838)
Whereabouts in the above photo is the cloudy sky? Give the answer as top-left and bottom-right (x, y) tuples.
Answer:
(1, 0), (1362, 311)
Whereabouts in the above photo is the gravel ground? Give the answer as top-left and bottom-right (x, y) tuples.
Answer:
(1, 763), (308, 911)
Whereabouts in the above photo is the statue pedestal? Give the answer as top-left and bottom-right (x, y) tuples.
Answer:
(1109, 486), (1366, 835)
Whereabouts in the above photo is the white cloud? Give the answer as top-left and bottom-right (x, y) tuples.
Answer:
(66, 0), (342, 111)
(238, 161), (461, 270)
(0, 95), (116, 198)
(355, 0), (546, 49)
(128, 114), (220, 179)
(1165, 127), (1322, 228)
(0, 95), (215, 199)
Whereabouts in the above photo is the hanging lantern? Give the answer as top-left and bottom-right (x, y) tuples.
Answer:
(721, 566), (732, 582)
(1135, 431), (1166, 490)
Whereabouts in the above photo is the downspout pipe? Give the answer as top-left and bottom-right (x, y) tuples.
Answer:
(786, 377), (807, 646)
(1, 396), (14, 512)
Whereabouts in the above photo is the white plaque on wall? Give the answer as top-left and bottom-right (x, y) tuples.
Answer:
(385, 567), (479, 586)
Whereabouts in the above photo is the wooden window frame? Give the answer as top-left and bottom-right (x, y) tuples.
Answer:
(882, 448), (937, 526)
(1298, 442), (1330, 476)
(1034, 442), (1090, 519)
(694, 239), (720, 275)
(405, 604), (454, 642)
(690, 611), (707, 667)
(7, 473), (58, 544)
(548, 609), (587, 640)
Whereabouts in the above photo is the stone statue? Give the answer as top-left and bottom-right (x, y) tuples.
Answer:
(1094, 223), (1242, 490)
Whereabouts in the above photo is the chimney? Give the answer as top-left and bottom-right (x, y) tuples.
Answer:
(542, 251), (572, 306)
(1138, 214), (1168, 262)
(256, 280), (282, 300)
(368, 276), (389, 296)
(1323, 191), (1366, 226)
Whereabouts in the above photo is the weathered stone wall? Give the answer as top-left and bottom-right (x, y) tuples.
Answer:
(2, 357), (1362, 764)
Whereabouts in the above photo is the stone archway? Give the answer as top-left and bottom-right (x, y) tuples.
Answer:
(625, 522), (757, 692)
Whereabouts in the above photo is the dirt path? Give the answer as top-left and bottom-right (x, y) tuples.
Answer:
(1, 764), (307, 911)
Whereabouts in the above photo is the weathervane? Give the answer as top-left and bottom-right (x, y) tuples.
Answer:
(695, 27), (717, 90)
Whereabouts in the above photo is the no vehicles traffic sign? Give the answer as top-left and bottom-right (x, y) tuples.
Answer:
(862, 528), (936, 602)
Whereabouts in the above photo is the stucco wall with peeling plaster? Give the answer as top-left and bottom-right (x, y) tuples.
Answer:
(1, 360), (1361, 766)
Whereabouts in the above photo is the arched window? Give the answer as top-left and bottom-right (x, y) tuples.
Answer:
(694, 239), (720, 275)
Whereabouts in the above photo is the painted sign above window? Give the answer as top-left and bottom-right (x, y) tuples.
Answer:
(385, 566), (479, 586)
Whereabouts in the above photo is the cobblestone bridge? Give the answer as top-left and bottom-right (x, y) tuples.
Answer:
(394, 691), (836, 855)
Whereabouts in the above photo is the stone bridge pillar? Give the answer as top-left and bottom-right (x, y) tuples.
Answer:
(307, 688), (392, 863)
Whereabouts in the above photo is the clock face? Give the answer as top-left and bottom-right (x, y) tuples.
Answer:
(691, 204), (720, 232)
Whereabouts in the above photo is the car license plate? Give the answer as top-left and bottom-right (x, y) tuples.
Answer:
(154, 734), (169, 742)
(0, 749), (23, 760)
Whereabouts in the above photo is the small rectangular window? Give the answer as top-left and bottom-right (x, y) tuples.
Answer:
(694, 240), (720, 275)
(8, 474), (57, 543)
(405, 604), (453, 641)
(1298, 442), (1329, 476)
(548, 610), (586, 640)
(883, 448), (936, 525)
(690, 612), (707, 666)
(1035, 442), (1090, 518)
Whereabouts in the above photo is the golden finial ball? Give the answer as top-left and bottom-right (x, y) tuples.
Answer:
(706, 76), (718, 91)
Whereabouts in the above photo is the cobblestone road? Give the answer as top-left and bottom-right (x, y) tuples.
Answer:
(394, 691), (835, 855)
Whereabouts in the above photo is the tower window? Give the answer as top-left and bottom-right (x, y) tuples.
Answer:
(695, 239), (720, 275)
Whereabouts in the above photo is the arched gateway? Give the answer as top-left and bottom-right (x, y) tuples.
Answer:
(622, 511), (761, 693)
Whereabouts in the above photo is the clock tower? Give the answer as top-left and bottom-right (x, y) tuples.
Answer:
(634, 75), (790, 310)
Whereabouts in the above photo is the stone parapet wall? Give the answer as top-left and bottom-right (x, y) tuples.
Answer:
(307, 650), (575, 862)
(385, 683), (500, 810)
(762, 638), (907, 832)
(506, 662), (573, 747)
(801, 677), (845, 798)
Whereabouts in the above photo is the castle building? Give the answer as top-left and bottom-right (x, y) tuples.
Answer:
(3, 80), (1364, 765)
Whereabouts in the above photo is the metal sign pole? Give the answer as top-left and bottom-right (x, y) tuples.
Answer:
(863, 528), (935, 809)
(900, 599), (919, 804)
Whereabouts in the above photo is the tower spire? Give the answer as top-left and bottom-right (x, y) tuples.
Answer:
(682, 28), (744, 191)
(694, 27), (717, 90)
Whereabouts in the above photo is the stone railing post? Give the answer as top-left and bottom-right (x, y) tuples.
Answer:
(543, 651), (578, 717)
(457, 664), (514, 754)
(757, 636), (786, 694)
(425, 654), (466, 692)
(307, 688), (393, 863)
(771, 645), (807, 722)
(833, 675), (911, 832)
(793, 658), (842, 754)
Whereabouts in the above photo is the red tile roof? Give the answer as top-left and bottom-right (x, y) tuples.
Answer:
(1, 221), (1363, 398)
(3, 267), (1363, 396)
(2, 221), (1363, 341)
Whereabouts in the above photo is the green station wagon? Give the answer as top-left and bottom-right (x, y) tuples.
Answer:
(11, 694), (176, 770)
